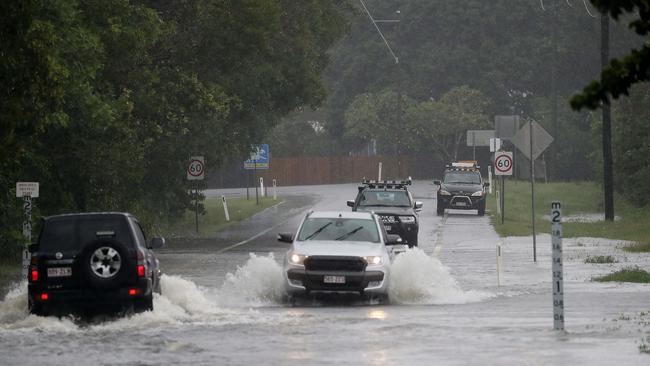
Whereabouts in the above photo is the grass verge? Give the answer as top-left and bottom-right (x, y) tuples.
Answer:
(162, 196), (279, 237)
(584, 255), (618, 264)
(487, 180), (650, 252)
(594, 267), (650, 283)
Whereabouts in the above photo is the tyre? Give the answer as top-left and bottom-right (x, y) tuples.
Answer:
(81, 239), (134, 290)
(478, 201), (486, 216)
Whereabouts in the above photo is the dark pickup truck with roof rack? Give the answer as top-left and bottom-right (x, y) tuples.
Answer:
(347, 179), (422, 247)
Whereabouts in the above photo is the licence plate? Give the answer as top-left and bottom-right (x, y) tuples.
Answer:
(47, 267), (72, 278)
(384, 224), (392, 231)
(455, 202), (467, 207)
(323, 275), (345, 284)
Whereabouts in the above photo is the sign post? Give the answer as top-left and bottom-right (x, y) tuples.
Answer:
(494, 152), (513, 225)
(187, 156), (205, 233)
(551, 201), (565, 331)
(17, 182), (39, 278)
(244, 144), (270, 206)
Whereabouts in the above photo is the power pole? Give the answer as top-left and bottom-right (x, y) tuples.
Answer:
(601, 14), (614, 221)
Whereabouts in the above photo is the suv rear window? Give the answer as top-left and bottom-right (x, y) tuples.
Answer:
(38, 216), (133, 252)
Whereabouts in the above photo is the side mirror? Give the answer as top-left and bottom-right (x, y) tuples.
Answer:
(346, 200), (355, 208)
(277, 233), (294, 243)
(385, 234), (403, 245)
(483, 182), (490, 188)
(28, 243), (38, 253)
(149, 237), (165, 249)
(433, 180), (441, 186)
(414, 201), (423, 210)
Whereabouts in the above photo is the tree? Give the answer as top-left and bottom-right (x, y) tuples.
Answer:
(406, 86), (492, 162)
(344, 89), (416, 155)
(571, 0), (650, 110)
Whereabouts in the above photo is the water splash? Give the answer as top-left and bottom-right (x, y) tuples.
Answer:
(388, 248), (491, 304)
(215, 253), (285, 307)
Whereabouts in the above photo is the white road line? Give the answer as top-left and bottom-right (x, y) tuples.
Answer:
(213, 205), (305, 255)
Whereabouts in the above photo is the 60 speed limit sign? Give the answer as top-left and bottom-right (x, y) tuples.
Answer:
(494, 151), (513, 176)
(187, 156), (205, 180)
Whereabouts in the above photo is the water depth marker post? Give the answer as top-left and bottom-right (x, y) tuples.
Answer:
(551, 201), (565, 331)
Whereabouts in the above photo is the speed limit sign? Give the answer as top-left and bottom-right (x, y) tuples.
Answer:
(494, 152), (513, 176)
(187, 156), (205, 180)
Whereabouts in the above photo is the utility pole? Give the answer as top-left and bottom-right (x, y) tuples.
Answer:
(601, 14), (614, 221)
(551, 0), (558, 181)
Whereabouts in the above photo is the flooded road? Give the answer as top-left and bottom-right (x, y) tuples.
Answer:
(1, 182), (649, 365)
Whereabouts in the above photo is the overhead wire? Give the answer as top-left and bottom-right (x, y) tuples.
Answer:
(359, 0), (399, 64)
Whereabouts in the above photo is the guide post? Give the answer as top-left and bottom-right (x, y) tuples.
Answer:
(551, 201), (565, 331)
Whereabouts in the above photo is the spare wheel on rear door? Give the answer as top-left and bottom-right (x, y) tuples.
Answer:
(81, 239), (134, 289)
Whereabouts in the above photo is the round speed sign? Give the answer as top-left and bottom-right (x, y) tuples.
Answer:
(187, 156), (205, 180)
(494, 152), (513, 176)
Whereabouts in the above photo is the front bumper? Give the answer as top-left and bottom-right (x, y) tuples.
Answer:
(285, 268), (387, 294)
(438, 194), (485, 210)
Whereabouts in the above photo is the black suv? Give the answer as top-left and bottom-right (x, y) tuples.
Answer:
(347, 180), (422, 247)
(434, 162), (489, 216)
(27, 212), (164, 316)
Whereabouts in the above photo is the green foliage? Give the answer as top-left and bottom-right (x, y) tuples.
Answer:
(488, 180), (650, 249)
(611, 83), (650, 206)
(0, 0), (350, 261)
(571, 0), (650, 110)
(584, 255), (618, 264)
(344, 89), (417, 154)
(594, 267), (650, 283)
(405, 86), (491, 161)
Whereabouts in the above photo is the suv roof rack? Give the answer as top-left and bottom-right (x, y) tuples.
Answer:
(360, 177), (412, 190)
(445, 161), (480, 171)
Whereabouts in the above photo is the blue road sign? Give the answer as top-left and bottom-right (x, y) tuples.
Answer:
(244, 144), (269, 170)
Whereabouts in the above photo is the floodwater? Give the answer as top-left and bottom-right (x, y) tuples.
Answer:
(1, 182), (649, 365)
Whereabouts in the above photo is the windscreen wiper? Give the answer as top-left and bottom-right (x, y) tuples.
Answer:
(335, 226), (364, 241)
(304, 222), (332, 240)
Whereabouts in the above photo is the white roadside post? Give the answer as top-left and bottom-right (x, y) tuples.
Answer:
(272, 179), (277, 200)
(259, 177), (265, 197)
(378, 162), (383, 181)
(496, 242), (503, 288)
(221, 195), (230, 222)
(551, 201), (565, 331)
(16, 182), (39, 279)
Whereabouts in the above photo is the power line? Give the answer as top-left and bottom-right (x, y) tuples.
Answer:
(359, 0), (399, 64)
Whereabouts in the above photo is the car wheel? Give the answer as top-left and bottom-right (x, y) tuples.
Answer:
(81, 239), (134, 290)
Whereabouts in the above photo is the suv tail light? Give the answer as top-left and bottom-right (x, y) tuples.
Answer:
(40, 293), (49, 301)
(31, 269), (39, 282)
(137, 265), (145, 277)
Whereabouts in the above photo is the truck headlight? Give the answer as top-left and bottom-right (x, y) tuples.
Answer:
(439, 190), (451, 196)
(399, 216), (416, 223)
(289, 253), (308, 265)
(364, 256), (383, 265)
(471, 191), (484, 197)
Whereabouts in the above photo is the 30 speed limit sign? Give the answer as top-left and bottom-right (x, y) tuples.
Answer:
(187, 156), (205, 180)
(494, 151), (513, 176)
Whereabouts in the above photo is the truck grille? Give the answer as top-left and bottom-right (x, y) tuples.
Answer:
(304, 256), (366, 272)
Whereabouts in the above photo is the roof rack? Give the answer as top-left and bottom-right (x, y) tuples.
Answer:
(360, 177), (412, 190)
(445, 160), (480, 171)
